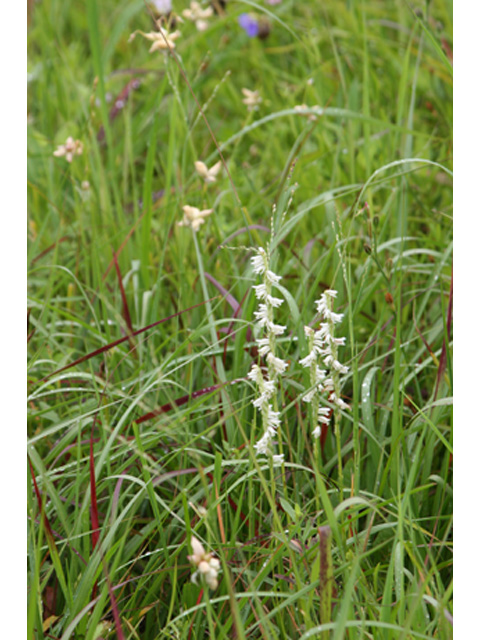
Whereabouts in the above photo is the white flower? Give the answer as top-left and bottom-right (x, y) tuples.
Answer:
(178, 205), (213, 231)
(262, 379), (276, 396)
(317, 406), (331, 424)
(251, 249), (267, 274)
(265, 270), (282, 285)
(272, 454), (284, 465)
(253, 392), (270, 409)
(188, 536), (221, 590)
(299, 351), (317, 368)
(252, 284), (283, 307)
(248, 363), (263, 384)
(315, 323), (329, 339)
(265, 405), (281, 430)
(323, 377), (334, 393)
(253, 307), (286, 336)
(303, 388), (317, 403)
(316, 323), (330, 341)
(251, 256), (265, 274)
(257, 338), (271, 356)
(250, 246), (287, 462)
(254, 432), (270, 455)
(128, 23), (181, 51)
(267, 321), (286, 336)
(249, 365), (275, 409)
(266, 352), (288, 375)
(254, 405), (281, 456)
(316, 294), (344, 324)
(252, 284), (268, 300)
(303, 364), (326, 402)
(206, 574), (218, 590)
(253, 303), (269, 325)
(242, 88), (262, 111)
(267, 295), (284, 308)
(252, 380), (275, 409)
(198, 560), (211, 574)
(330, 393), (351, 411)
(53, 137), (83, 163)
(299, 327), (325, 366)
(324, 309), (344, 324)
(194, 160), (222, 184)
(302, 290), (350, 444)
(323, 355), (349, 374)
(189, 535), (205, 564)
(183, 2), (214, 31)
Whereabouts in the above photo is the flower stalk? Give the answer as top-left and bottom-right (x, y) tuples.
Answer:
(300, 290), (350, 485)
(249, 247), (288, 465)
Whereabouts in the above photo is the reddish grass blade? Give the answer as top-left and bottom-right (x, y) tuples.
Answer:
(30, 236), (70, 265)
(414, 316), (436, 363)
(37, 299), (215, 383)
(204, 272), (239, 314)
(112, 250), (135, 346)
(50, 437), (98, 468)
(101, 213), (145, 282)
(42, 584), (58, 621)
(152, 467), (199, 486)
(29, 515), (87, 565)
(111, 473), (127, 523)
(28, 456), (55, 544)
(105, 575), (125, 640)
(203, 273), (255, 365)
(318, 525), (334, 633)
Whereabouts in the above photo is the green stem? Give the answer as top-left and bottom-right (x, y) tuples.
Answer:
(204, 585), (217, 637)
(334, 407), (344, 494)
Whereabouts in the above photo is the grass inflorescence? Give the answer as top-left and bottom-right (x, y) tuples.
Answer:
(28, 1), (452, 638)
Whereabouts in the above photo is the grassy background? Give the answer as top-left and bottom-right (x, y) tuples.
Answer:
(27, 0), (453, 638)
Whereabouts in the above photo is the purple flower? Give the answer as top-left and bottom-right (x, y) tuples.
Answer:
(238, 14), (259, 38)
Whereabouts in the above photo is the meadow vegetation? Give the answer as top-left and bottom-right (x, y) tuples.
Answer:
(27, 1), (453, 637)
